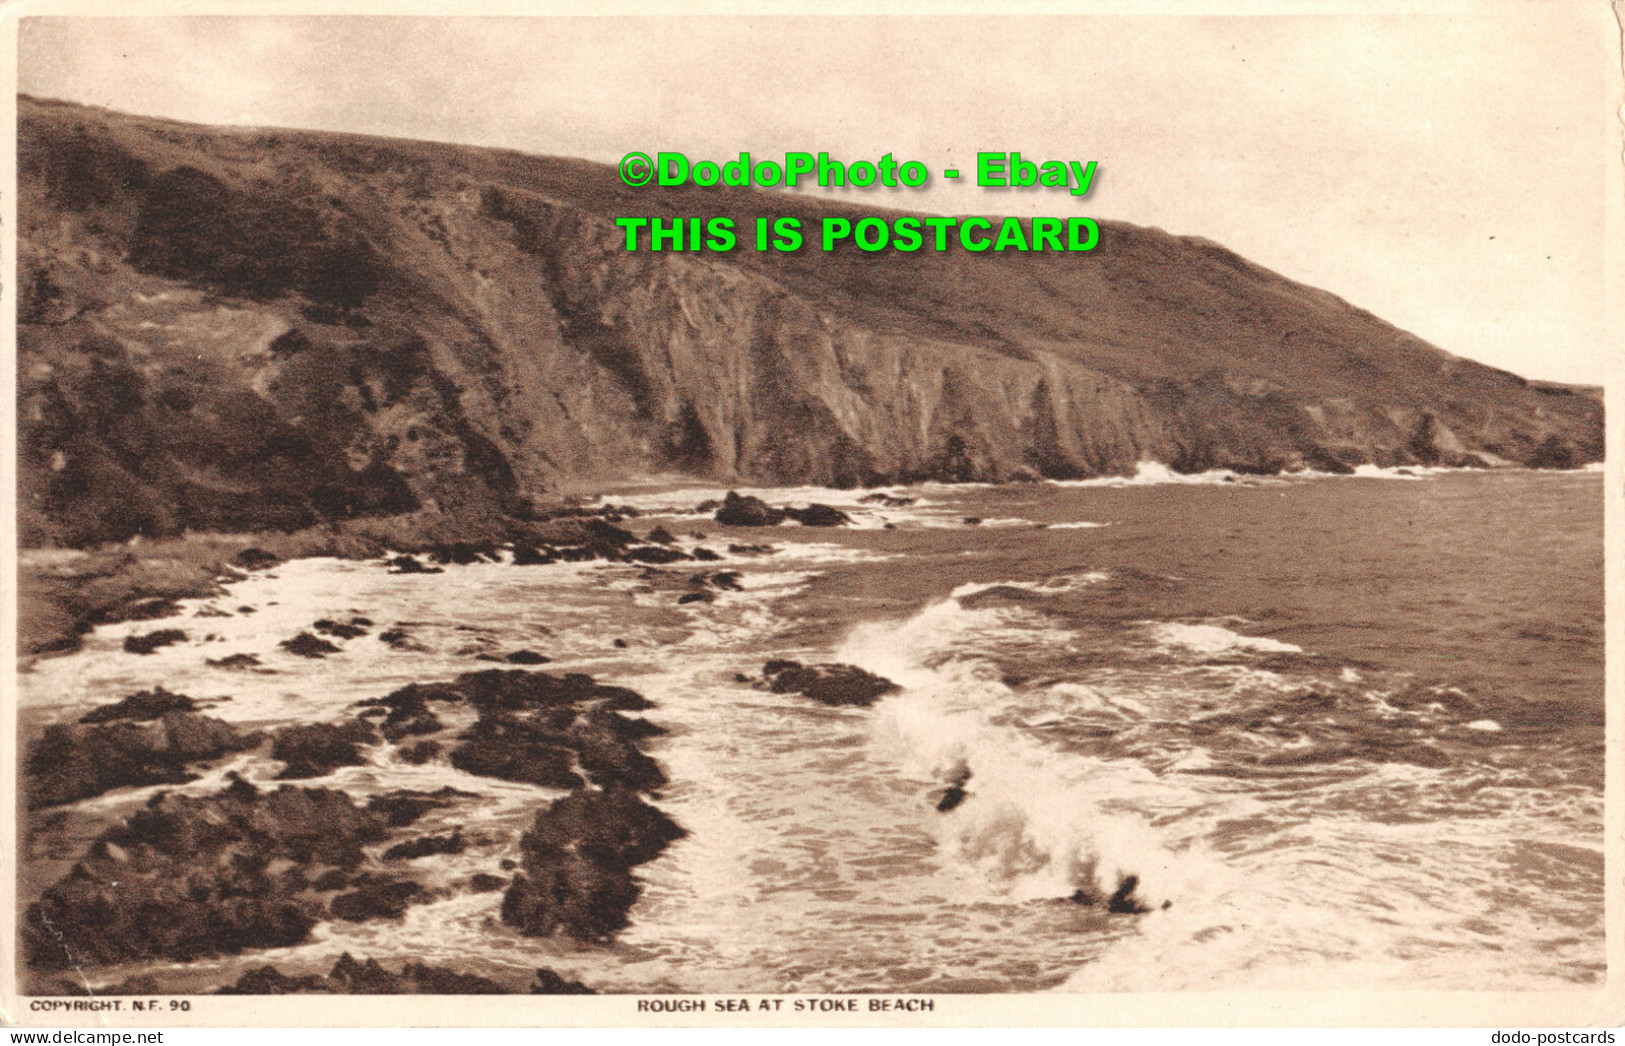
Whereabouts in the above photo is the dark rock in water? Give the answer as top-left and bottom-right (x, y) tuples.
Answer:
(569, 708), (669, 791)
(378, 625), (414, 648)
(783, 503), (852, 527)
(312, 869), (350, 892)
(123, 628), (187, 655)
(475, 653), (504, 662)
(216, 953), (592, 995)
(511, 544), (557, 566)
(22, 780), (388, 969)
(1107, 875), (1151, 914)
(506, 650), (550, 665)
(727, 542), (777, 556)
(707, 571), (744, 591)
(80, 685), (196, 723)
(530, 969), (597, 995)
(715, 491), (785, 527)
(427, 542), (500, 565)
(677, 590), (714, 605)
(387, 555), (443, 575)
(194, 605), (233, 618)
(218, 966), (329, 994)
(935, 765), (973, 813)
(613, 638), (628, 648)
(358, 683), (449, 741)
(501, 785), (685, 941)
(936, 785), (968, 813)
(232, 548), (283, 571)
(313, 618), (369, 640)
(691, 546), (721, 561)
(624, 545), (691, 564)
(694, 499), (721, 514)
(24, 712), (263, 809)
(469, 872), (508, 893)
(521, 518), (636, 560)
(271, 719), (378, 779)
(858, 492), (916, 507)
(1071, 874), (1154, 914)
(207, 652), (267, 671)
(48, 974), (165, 996)
(399, 739), (441, 765)
(120, 596), (184, 621)
(761, 660), (901, 707)
(962, 516), (983, 526)
(365, 787), (472, 827)
(238, 605), (257, 614)
(450, 735), (583, 790)
(382, 831), (465, 861)
(644, 525), (678, 545)
(329, 875), (431, 921)
(279, 632), (341, 658)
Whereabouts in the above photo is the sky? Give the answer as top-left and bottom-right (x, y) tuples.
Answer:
(15, 6), (1616, 384)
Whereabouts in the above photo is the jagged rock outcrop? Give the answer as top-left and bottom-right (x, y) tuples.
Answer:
(17, 96), (1602, 545)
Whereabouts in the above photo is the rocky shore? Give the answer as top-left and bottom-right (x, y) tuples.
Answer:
(21, 617), (683, 992)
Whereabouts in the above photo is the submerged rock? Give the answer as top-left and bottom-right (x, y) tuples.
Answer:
(760, 660), (901, 707)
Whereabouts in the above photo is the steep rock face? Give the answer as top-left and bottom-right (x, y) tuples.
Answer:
(17, 96), (1602, 545)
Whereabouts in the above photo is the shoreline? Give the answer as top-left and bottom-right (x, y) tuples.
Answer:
(20, 461), (1604, 660)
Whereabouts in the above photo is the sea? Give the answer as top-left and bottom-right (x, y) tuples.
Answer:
(18, 464), (1606, 994)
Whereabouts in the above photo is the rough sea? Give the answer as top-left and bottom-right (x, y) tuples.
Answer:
(19, 465), (1604, 994)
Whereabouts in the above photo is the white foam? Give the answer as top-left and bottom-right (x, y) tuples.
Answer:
(1147, 622), (1303, 656)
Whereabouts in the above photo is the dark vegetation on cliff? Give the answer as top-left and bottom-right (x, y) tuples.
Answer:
(18, 95), (1602, 548)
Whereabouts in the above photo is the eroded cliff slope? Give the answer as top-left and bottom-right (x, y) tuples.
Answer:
(18, 96), (1602, 545)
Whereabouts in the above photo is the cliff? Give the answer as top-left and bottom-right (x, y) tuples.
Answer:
(17, 95), (1603, 545)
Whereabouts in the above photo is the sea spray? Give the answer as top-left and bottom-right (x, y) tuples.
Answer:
(833, 587), (1201, 911)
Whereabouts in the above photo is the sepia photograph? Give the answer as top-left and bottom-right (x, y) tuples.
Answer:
(4, 0), (1619, 1026)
